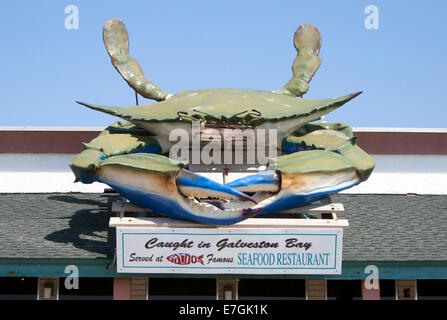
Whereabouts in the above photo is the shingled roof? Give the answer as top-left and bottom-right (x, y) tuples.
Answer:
(0, 193), (118, 259)
(0, 193), (446, 262)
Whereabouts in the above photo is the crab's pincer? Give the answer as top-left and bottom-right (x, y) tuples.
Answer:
(176, 169), (257, 204)
(226, 170), (280, 193)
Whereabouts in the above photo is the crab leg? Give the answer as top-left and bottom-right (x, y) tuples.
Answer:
(276, 24), (322, 97)
(103, 19), (168, 101)
(70, 122), (162, 183)
(282, 124), (375, 181)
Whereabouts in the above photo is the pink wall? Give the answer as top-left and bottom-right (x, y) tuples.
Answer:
(113, 278), (131, 300)
(361, 280), (380, 300)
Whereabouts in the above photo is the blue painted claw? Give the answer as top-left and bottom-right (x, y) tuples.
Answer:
(89, 153), (261, 225)
(226, 170), (280, 193)
(176, 169), (257, 204)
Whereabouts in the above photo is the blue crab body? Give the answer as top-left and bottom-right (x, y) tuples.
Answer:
(70, 19), (375, 225)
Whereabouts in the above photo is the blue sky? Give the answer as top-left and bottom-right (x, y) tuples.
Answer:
(1, 0), (446, 128)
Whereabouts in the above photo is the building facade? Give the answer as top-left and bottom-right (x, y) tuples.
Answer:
(0, 127), (446, 300)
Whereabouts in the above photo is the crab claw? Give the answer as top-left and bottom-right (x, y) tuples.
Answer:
(256, 150), (365, 214)
(226, 170), (280, 193)
(84, 153), (262, 225)
(176, 169), (257, 204)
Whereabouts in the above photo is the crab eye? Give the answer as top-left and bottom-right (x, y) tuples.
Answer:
(249, 109), (262, 117)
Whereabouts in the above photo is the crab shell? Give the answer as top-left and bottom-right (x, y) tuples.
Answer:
(71, 93), (374, 225)
(78, 88), (361, 153)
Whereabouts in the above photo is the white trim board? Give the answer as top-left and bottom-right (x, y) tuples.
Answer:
(1, 154), (446, 194)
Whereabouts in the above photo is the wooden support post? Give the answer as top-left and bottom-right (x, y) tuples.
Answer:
(222, 167), (229, 184)
(131, 277), (148, 300)
(396, 279), (417, 300)
(37, 277), (59, 300)
(306, 279), (327, 300)
(113, 278), (131, 300)
(217, 278), (238, 300)
(362, 280), (380, 300)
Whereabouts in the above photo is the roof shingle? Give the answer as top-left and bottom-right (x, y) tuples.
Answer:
(0, 193), (446, 262)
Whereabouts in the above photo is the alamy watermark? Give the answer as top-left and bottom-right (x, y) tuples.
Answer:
(364, 264), (379, 289)
(64, 264), (79, 290)
(364, 5), (379, 30)
(169, 121), (278, 166)
(64, 5), (79, 30)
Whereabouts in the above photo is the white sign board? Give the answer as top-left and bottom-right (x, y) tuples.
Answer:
(116, 227), (343, 275)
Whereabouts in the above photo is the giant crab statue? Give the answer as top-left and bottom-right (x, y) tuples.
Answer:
(71, 19), (375, 225)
